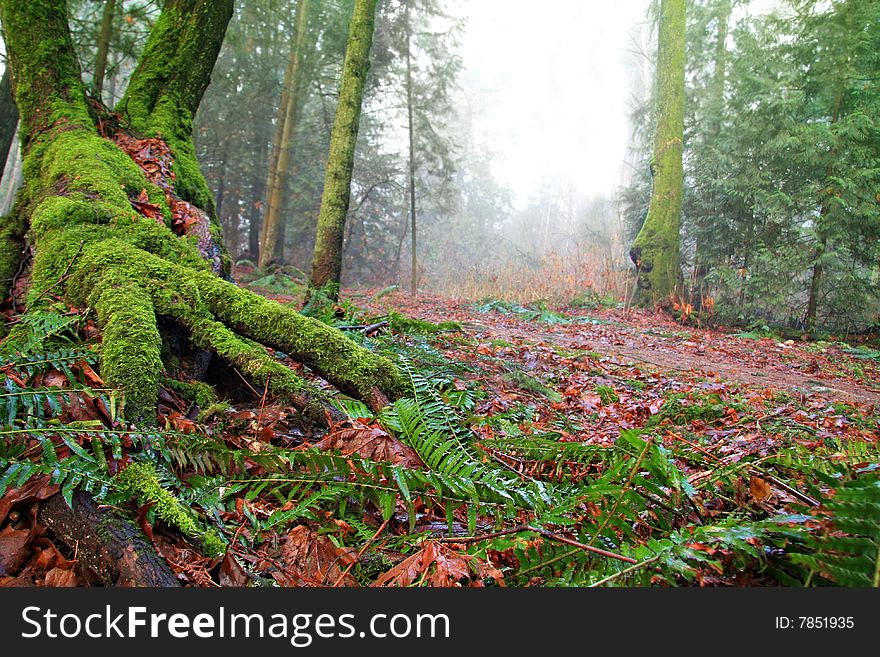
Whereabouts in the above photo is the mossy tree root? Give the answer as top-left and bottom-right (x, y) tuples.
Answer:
(64, 239), (401, 423)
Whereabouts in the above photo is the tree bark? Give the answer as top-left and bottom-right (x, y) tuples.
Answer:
(630, 0), (686, 306)
(308, 0), (379, 300)
(259, 0), (311, 270)
(93, 0), (116, 100)
(805, 239), (825, 332)
(0, 69), (19, 185)
(405, 4), (418, 297)
(39, 492), (180, 587)
(693, 0), (731, 308)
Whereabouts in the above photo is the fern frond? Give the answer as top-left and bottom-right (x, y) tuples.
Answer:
(792, 474), (880, 587)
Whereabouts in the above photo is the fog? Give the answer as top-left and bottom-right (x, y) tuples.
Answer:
(460, 1), (652, 207)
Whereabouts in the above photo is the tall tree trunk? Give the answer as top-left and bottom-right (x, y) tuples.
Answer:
(629, 0), (686, 306)
(93, 0), (116, 100)
(693, 0), (731, 308)
(308, 0), (379, 300)
(259, 0), (311, 270)
(405, 4), (418, 297)
(0, 0), (402, 424)
(0, 69), (20, 185)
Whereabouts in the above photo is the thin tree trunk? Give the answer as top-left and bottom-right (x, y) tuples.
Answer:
(93, 0), (116, 100)
(259, 0), (311, 270)
(629, 0), (686, 306)
(0, 122), (23, 216)
(805, 238), (825, 332)
(395, 185), (409, 283)
(248, 170), (266, 262)
(805, 88), (844, 332)
(0, 69), (20, 185)
(693, 0), (731, 308)
(405, 4), (418, 297)
(308, 0), (379, 300)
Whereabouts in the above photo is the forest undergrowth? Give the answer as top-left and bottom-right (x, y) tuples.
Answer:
(1, 269), (878, 587)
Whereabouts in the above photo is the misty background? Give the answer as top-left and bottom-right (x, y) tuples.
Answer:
(1, 0), (876, 331)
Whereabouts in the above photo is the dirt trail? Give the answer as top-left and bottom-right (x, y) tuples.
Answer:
(361, 292), (880, 408)
(473, 321), (880, 406)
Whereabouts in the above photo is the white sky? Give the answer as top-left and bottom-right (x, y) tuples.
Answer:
(459, 0), (651, 207)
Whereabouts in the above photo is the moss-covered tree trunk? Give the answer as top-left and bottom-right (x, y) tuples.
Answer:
(259, 0), (311, 271)
(307, 0), (379, 300)
(0, 0), (403, 424)
(630, 0), (686, 306)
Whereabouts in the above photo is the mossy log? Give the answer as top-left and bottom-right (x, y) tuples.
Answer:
(38, 491), (180, 587)
(0, 0), (404, 424)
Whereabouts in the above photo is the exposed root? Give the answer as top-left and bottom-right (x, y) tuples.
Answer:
(58, 238), (400, 424)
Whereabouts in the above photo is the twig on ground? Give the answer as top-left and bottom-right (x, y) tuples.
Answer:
(332, 518), (390, 587)
(440, 524), (637, 564)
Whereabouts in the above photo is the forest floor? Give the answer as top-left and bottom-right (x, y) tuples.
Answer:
(2, 279), (879, 587)
(352, 289), (880, 408)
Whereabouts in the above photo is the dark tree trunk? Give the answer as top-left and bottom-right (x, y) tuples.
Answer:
(93, 0), (116, 100)
(0, 69), (19, 184)
(39, 492), (180, 587)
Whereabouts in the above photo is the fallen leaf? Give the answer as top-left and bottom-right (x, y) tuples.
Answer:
(219, 549), (249, 587)
(44, 567), (79, 587)
(0, 477), (60, 524)
(315, 420), (424, 468)
(272, 525), (358, 587)
(0, 526), (31, 576)
(749, 476), (772, 503)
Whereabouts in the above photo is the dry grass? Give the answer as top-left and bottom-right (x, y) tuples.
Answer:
(430, 244), (633, 305)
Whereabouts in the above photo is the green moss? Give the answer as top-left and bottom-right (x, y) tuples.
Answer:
(630, 0), (686, 305)
(91, 272), (163, 423)
(196, 401), (231, 424)
(595, 385), (620, 405)
(5, 0), (398, 427)
(308, 0), (379, 294)
(116, 461), (200, 537)
(654, 392), (747, 426)
(195, 271), (405, 404)
(185, 316), (329, 424)
(116, 461), (225, 557)
(118, 0), (231, 269)
(164, 378), (218, 409)
(0, 1), (92, 146)
(201, 530), (226, 558)
(502, 370), (563, 403)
